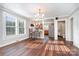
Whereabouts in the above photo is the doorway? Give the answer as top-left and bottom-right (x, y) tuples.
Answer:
(58, 21), (65, 41)
(44, 23), (49, 36)
(44, 22), (54, 41)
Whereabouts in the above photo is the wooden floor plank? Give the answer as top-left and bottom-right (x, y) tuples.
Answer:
(0, 38), (79, 56)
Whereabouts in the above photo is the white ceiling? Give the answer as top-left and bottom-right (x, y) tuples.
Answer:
(0, 3), (79, 19)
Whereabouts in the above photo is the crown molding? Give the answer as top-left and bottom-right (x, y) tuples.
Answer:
(0, 5), (29, 19)
(68, 6), (79, 18)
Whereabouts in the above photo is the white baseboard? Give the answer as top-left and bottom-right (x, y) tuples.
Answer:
(0, 37), (29, 48)
(0, 40), (16, 48)
(73, 42), (79, 48)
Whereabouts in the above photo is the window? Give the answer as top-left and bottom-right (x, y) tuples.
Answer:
(6, 14), (16, 35)
(18, 21), (24, 34)
(4, 12), (26, 36)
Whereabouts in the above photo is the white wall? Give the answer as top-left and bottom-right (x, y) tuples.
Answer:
(65, 18), (72, 41)
(0, 7), (31, 47)
(0, 9), (3, 42)
(54, 20), (58, 40)
(69, 10), (79, 48)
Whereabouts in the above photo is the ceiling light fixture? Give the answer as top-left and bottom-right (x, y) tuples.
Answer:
(34, 8), (45, 19)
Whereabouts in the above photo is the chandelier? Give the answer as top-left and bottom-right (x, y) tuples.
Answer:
(34, 8), (45, 19)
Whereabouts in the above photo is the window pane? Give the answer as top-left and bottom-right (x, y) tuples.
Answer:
(5, 15), (16, 35)
(6, 21), (15, 26)
(18, 21), (24, 34)
(6, 27), (15, 35)
(19, 28), (24, 34)
(19, 21), (24, 28)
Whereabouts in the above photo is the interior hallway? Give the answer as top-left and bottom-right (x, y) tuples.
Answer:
(0, 37), (79, 56)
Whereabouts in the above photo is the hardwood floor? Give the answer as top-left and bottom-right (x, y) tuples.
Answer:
(0, 38), (79, 56)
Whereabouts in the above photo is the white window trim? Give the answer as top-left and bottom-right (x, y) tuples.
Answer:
(4, 12), (17, 36)
(3, 12), (26, 37)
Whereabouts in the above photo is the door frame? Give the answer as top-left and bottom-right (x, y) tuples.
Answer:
(57, 21), (65, 41)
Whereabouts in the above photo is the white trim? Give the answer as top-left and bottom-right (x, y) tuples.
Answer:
(0, 37), (29, 48)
